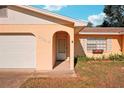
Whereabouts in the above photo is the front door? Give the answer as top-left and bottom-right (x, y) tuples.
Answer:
(57, 38), (67, 60)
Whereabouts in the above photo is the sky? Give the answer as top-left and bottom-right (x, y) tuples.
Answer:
(32, 5), (105, 26)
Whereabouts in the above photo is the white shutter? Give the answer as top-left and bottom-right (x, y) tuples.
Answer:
(80, 38), (87, 52)
(107, 38), (112, 51)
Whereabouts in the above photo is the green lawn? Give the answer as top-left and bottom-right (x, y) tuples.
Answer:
(20, 61), (124, 88)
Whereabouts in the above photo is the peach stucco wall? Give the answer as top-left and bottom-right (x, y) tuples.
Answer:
(74, 34), (123, 58)
(0, 24), (74, 71)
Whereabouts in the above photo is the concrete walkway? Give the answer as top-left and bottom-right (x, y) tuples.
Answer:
(0, 71), (33, 88)
(53, 60), (70, 71)
(33, 61), (77, 78)
(0, 61), (76, 87)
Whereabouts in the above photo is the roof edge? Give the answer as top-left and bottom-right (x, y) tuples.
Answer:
(12, 5), (87, 27)
(79, 31), (124, 35)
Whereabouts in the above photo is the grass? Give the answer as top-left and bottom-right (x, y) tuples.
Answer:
(20, 61), (124, 88)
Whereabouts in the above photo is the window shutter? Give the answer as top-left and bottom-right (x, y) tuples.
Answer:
(107, 38), (112, 51)
(80, 38), (87, 52)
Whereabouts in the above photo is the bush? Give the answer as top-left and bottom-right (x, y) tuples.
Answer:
(109, 53), (124, 61)
(95, 57), (102, 61)
(77, 55), (90, 62)
(101, 55), (106, 60)
(77, 55), (98, 62)
(76, 53), (124, 62)
(77, 55), (107, 62)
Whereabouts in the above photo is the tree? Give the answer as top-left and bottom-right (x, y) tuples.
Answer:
(101, 5), (124, 27)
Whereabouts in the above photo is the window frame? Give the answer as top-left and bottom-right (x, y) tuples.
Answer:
(86, 38), (107, 52)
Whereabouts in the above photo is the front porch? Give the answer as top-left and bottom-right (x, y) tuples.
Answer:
(53, 60), (70, 71)
(33, 60), (76, 77)
(52, 31), (74, 71)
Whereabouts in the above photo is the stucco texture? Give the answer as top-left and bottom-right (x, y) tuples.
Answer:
(0, 24), (74, 71)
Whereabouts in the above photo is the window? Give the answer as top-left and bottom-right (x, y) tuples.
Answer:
(87, 38), (107, 51)
(0, 6), (7, 17)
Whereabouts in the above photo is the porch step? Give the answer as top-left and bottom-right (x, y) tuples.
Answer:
(32, 70), (77, 78)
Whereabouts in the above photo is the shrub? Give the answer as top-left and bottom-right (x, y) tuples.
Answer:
(101, 55), (106, 60)
(77, 55), (99, 62)
(89, 56), (95, 61)
(77, 55), (108, 62)
(77, 55), (89, 62)
(109, 53), (124, 61)
(77, 53), (124, 62)
(119, 53), (124, 60)
(95, 57), (102, 61)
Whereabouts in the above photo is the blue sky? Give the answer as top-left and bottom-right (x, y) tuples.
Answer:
(32, 5), (105, 26)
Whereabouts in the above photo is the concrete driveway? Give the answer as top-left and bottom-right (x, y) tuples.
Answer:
(0, 71), (33, 88)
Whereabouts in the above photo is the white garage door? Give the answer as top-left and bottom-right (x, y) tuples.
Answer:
(0, 35), (36, 68)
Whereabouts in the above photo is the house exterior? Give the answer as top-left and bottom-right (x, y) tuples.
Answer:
(75, 27), (124, 58)
(0, 5), (124, 71)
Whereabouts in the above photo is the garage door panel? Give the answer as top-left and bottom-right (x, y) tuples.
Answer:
(0, 35), (36, 68)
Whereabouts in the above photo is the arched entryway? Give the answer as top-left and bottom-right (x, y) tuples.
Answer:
(53, 31), (70, 70)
